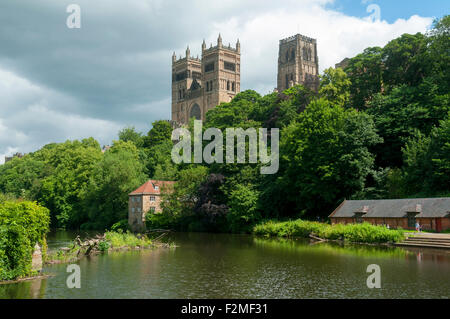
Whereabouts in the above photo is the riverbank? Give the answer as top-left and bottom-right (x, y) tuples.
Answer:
(253, 219), (405, 244)
(0, 231), (172, 284)
(45, 230), (172, 265)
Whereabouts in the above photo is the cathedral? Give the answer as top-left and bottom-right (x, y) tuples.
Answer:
(171, 34), (241, 124)
(171, 33), (319, 125)
(277, 33), (319, 92)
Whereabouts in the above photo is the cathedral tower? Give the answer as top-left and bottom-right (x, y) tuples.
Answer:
(277, 34), (319, 92)
(171, 35), (241, 124)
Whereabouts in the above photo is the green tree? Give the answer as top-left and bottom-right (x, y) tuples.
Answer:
(38, 138), (103, 228)
(382, 33), (429, 88)
(143, 120), (173, 148)
(227, 183), (260, 233)
(279, 99), (382, 217)
(82, 140), (147, 230)
(402, 116), (450, 195)
(159, 166), (208, 230)
(345, 47), (383, 109)
(118, 126), (144, 148)
(319, 67), (351, 107)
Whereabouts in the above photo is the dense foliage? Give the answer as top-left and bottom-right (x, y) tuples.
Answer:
(0, 16), (448, 234)
(253, 220), (405, 243)
(0, 199), (50, 280)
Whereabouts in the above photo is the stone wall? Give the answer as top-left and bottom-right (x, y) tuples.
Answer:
(31, 243), (42, 272)
(128, 194), (164, 232)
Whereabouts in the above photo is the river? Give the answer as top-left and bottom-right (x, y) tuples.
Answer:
(0, 231), (449, 299)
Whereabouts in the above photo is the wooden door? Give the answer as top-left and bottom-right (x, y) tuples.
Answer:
(436, 218), (442, 233)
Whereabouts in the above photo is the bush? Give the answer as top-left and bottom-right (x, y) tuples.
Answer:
(253, 219), (404, 243)
(97, 240), (110, 252)
(0, 200), (50, 281)
(110, 219), (129, 232)
(104, 231), (152, 248)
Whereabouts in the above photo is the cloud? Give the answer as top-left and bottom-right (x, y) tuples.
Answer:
(0, 0), (434, 159)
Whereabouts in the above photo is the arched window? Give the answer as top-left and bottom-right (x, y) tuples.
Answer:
(232, 82), (235, 92)
(206, 82), (209, 92)
(290, 48), (295, 61)
(190, 103), (201, 120)
(227, 81), (230, 91)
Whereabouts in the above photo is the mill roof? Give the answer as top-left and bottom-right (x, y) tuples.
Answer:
(129, 180), (175, 196)
(329, 198), (450, 218)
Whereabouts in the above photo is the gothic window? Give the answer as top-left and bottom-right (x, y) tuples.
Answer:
(205, 62), (214, 72)
(308, 48), (312, 61)
(190, 103), (201, 120)
(176, 71), (187, 82)
(285, 50), (289, 63)
(224, 62), (236, 71)
(290, 48), (295, 61)
(285, 74), (289, 89)
(232, 82), (235, 92)
(206, 81), (209, 92)
(227, 80), (230, 91)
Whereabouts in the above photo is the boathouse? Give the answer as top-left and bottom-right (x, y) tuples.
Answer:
(329, 198), (450, 232)
(128, 180), (175, 232)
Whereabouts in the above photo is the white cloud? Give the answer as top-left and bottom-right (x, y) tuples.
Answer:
(0, 68), (121, 160)
(211, 6), (432, 92)
(0, 0), (435, 160)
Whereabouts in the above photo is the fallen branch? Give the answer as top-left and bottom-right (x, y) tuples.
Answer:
(309, 233), (327, 242)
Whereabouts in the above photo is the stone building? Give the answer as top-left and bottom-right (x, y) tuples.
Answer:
(171, 34), (241, 125)
(128, 180), (175, 232)
(329, 198), (450, 232)
(277, 34), (319, 92)
(5, 152), (25, 163)
(335, 57), (350, 70)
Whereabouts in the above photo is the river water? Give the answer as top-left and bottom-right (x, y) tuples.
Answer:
(1, 231), (449, 299)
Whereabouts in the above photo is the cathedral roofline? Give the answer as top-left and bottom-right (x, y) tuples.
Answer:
(280, 33), (316, 44)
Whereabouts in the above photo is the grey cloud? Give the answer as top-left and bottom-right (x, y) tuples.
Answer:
(0, 0), (432, 161)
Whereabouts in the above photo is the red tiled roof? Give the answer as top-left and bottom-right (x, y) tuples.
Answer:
(129, 180), (175, 195)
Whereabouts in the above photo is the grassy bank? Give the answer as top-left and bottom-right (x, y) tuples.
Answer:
(253, 220), (405, 244)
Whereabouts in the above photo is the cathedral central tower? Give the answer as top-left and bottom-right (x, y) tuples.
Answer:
(277, 34), (319, 92)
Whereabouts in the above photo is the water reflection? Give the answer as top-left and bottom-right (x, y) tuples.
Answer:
(1, 231), (449, 299)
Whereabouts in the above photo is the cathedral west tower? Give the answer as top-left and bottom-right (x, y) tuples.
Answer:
(171, 35), (241, 124)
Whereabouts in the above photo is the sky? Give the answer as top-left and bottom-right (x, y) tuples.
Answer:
(0, 0), (447, 163)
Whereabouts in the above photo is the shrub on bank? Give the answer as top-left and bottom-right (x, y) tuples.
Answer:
(0, 200), (50, 281)
(253, 220), (404, 243)
(104, 230), (152, 249)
